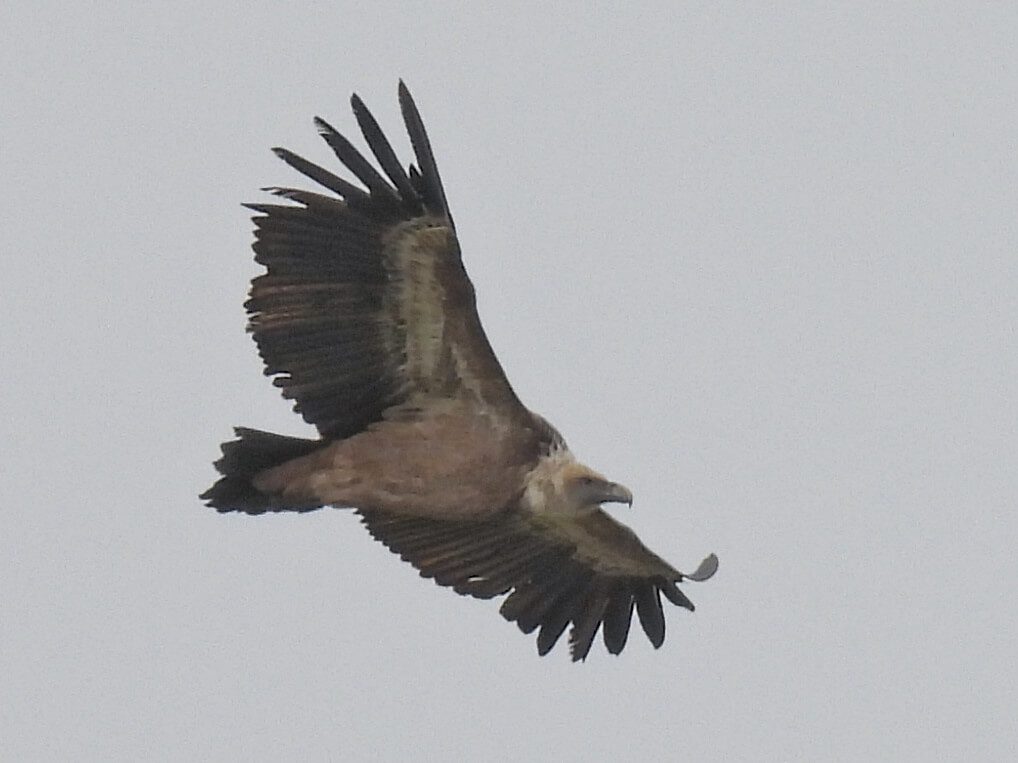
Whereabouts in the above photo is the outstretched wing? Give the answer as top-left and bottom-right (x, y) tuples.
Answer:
(244, 82), (523, 439)
(358, 508), (718, 661)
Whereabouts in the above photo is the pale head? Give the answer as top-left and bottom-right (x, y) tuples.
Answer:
(522, 451), (633, 516)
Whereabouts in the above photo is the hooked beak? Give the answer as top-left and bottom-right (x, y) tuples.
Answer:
(601, 481), (633, 507)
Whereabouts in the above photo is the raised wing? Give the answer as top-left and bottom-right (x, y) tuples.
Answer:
(244, 82), (522, 439)
(358, 508), (718, 661)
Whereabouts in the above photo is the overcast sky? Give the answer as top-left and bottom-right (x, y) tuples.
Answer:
(3, 2), (1016, 761)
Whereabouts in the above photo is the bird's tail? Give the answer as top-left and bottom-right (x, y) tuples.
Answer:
(201, 427), (325, 514)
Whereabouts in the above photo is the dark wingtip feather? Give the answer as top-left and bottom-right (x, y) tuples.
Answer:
(635, 583), (666, 649)
(269, 146), (369, 203)
(312, 116), (399, 203)
(350, 92), (422, 209)
(537, 616), (571, 657)
(568, 591), (610, 662)
(660, 581), (695, 611)
(397, 82), (454, 227)
(602, 584), (636, 655)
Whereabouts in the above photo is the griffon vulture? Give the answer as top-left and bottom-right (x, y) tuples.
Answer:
(202, 82), (718, 661)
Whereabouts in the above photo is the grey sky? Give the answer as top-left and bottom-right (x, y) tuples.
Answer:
(3, 2), (1016, 760)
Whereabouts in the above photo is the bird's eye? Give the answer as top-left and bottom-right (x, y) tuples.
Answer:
(581, 477), (594, 485)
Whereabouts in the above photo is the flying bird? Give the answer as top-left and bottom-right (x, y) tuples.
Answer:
(202, 82), (717, 661)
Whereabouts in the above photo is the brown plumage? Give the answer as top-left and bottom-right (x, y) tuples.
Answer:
(202, 82), (717, 661)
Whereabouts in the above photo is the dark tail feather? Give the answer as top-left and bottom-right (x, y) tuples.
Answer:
(201, 427), (325, 514)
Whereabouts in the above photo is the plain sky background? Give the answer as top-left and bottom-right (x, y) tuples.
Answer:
(3, 2), (1016, 760)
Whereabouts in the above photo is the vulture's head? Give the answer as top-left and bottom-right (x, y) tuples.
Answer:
(560, 463), (633, 513)
(522, 453), (633, 516)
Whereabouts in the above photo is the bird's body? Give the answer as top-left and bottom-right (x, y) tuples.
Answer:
(203, 83), (717, 660)
(252, 400), (537, 519)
